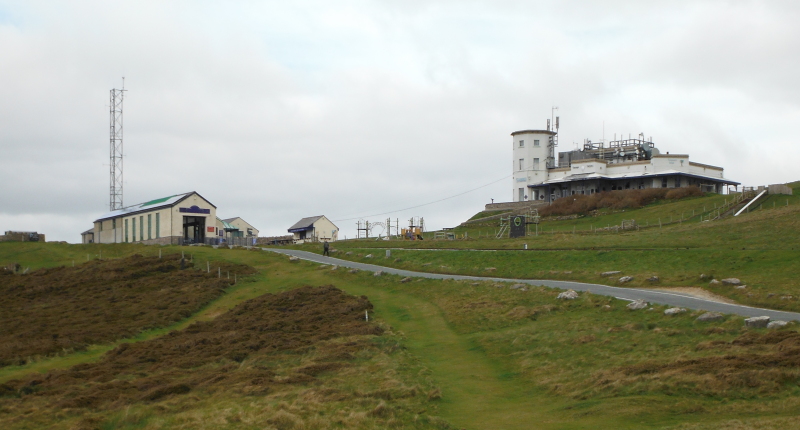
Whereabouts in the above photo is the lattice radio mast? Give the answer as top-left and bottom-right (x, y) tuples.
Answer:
(109, 78), (126, 210)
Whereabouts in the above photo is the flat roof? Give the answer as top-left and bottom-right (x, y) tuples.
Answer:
(511, 129), (557, 136)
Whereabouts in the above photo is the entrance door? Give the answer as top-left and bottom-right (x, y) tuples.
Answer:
(183, 216), (206, 244)
(518, 188), (524, 201)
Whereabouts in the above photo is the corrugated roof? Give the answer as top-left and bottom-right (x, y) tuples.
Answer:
(288, 215), (323, 232)
(94, 191), (215, 222)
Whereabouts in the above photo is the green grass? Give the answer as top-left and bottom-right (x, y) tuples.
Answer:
(2, 242), (800, 429)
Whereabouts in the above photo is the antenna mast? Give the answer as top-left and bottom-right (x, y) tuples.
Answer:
(109, 78), (126, 210)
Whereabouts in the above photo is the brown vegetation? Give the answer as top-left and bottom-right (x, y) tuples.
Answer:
(592, 330), (800, 397)
(0, 254), (254, 366)
(539, 186), (704, 217)
(0, 286), (384, 412)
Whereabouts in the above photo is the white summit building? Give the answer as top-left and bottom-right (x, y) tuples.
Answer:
(511, 121), (739, 203)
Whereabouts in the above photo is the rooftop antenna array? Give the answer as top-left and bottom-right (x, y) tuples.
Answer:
(546, 106), (559, 168)
(109, 78), (126, 211)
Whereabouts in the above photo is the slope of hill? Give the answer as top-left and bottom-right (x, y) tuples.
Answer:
(0, 254), (253, 367)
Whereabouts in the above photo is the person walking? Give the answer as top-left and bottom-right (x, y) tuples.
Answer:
(323, 240), (330, 256)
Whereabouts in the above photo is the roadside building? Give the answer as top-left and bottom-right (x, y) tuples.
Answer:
(511, 124), (739, 202)
(288, 215), (338, 244)
(222, 217), (259, 238)
(89, 191), (217, 245)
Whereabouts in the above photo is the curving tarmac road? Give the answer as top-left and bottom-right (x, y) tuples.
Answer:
(267, 248), (800, 322)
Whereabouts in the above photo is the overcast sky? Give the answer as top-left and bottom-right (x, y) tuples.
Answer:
(2, 1), (799, 242)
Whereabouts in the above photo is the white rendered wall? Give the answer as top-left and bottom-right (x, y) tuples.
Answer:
(512, 131), (553, 201)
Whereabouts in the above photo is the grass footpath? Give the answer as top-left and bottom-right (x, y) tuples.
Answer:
(2, 244), (800, 428)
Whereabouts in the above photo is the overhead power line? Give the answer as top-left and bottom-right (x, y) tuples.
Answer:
(333, 173), (511, 222)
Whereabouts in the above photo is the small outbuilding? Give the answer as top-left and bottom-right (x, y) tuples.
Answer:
(222, 217), (259, 238)
(81, 229), (94, 244)
(288, 215), (338, 244)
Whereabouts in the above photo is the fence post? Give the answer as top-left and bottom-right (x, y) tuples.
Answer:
(207, 261), (210, 273)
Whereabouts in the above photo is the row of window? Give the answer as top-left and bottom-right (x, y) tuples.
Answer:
(123, 213), (160, 242)
(518, 139), (540, 148)
(517, 158), (540, 171)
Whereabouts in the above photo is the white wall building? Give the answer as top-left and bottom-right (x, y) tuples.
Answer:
(288, 215), (338, 244)
(511, 127), (739, 202)
(90, 191), (217, 245)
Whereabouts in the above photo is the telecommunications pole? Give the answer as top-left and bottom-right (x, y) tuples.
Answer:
(109, 78), (126, 210)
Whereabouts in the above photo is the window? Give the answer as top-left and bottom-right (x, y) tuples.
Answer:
(533, 158), (539, 170)
(148, 214), (152, 240)
(519, 140), (524, 147)
(140, 216), (144, 241)
(132, 218), (136, 241)
(112, 219), (116, 229)
(99, 221), (103, 231)
(125, 219), (129, 242)
(518, 188), (524, 201)
(518, 158), (524, 170)
(662, 178), (668, 188)
(675, 177), (681, 187)
(155, 213), (160, 238)
(534, 139), (540, 147)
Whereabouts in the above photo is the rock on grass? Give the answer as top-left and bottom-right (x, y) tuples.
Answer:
(744, 316), (770, 328)
(557, 290), (578, 300)
(626, 299), (648, 310)
(696, 312), (724, 322)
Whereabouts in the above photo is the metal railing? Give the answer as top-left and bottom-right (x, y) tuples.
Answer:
(182, 236), (257, 247)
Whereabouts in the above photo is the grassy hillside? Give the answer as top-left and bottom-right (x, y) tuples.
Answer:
(1, 243), (799, 428)
(290, 191), (800, 311)
(0, 254), (253, 367)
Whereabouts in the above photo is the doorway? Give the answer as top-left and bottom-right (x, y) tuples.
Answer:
(183, 216), (206, 244)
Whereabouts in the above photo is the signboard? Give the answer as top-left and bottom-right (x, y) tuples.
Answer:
(509, 216), (526, 238)
(207, 227), (216, 233)
(179, 205), (211, 214)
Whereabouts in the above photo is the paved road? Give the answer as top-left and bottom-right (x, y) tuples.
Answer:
(267, 249), (800, 322)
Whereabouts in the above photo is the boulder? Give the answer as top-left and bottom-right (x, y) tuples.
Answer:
(664, 307), (686, 316)
(781, 295), (794, 300)
(744, 316), (770, 328)
(627, 299), (648, 310)
(647, 276), (660, 283)
(289, 256), (300, 262)
(485, 267), (497, 272)
(400, 277), (411, 283)
(364, 254), (373, 259)
(563, 271), (573, 275)
(345, 251), (353, 256)
(510, 283), (526, 290)
(348, 269), (359, 274)
(557, 290), (579, 300)
(699, 274), (710, 280)
(331, 265), (338, 271)
(696, 312), (724, 322)
(373, 271), (383, 277)
(618, 276), (634, 284)
(601, 271), (621, 277)
(768, 320), (788, 329)
(721, 278), (742, 285)
(734, 285), (747, 290)
(709, 279), (721, 285)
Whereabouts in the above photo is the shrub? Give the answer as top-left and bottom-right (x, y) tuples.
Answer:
(539, 186), (703, 217)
